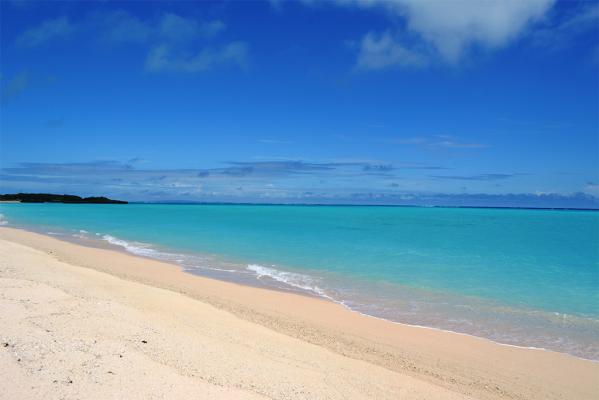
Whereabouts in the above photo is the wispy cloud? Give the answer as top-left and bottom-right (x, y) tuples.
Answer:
(362, 163), (394, 172)
(160, 13), (225, 40)
(431, 173), (526, 181)
(1, 160), (596, 207)
(87, 10), (227, 45)
(432, 139), (489, 149)
(118, 11), (247, 74)
(145, 41), (248, 73)
(11, 160), (136, 173)
(355, 30), (426, 70)
(91, 9), (152, 44)
(0, 158), (456, 206)
(258, 139), (292, 144)
(583, 182), (599, 197)
(0, 158), (441, 189)
(1, 71), (29, 104)
(389, 135), (488, 149)
(221, 160), (338, 176)
(15, 11), (247, 74)
(337, 191), (598, 208)
(531, 3), (599, 50)
(16, 16), (74, 47)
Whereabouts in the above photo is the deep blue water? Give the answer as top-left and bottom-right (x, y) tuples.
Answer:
(1, 203), (598, 359)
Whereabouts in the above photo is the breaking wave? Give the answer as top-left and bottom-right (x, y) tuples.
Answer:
(246, 264), (334, 300)
(102, 234), (159, 257)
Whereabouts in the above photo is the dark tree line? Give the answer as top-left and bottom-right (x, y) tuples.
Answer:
(0, 193), (127, 204)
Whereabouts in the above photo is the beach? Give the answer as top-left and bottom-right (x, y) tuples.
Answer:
(2, 0), (597, 398)
(0, 226), (597, 400)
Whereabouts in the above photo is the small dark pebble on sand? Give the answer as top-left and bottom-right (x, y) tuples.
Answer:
(141, 340), (147, 344)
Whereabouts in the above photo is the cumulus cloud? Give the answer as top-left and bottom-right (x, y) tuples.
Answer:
(355, 30), (426, 70)
(340, 0), (555, 67)
(16, 16), (74, 47)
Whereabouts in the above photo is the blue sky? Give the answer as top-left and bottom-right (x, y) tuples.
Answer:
(1, 0), (598, 207)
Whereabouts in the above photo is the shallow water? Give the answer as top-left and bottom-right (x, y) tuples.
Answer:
(1, 203), (597, 360)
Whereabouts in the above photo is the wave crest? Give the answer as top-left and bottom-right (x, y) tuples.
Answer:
(246, 264), (332, 299)
(101, 234), (158, 257)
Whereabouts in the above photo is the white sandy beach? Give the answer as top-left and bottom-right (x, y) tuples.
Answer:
(0, 227), (597, 400)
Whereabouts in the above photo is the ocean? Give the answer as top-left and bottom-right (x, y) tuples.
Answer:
(1, 203), (597, 360)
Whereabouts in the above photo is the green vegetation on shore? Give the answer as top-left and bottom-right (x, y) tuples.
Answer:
(0, 193), (127, 204)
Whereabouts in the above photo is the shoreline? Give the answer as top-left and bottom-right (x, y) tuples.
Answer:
(1, 226), (598, 399)
(10, 222), (599, 362)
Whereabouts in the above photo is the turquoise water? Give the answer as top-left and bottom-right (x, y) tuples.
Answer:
(1, 203), (598, 359)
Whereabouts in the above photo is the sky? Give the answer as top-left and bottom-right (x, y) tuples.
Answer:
(0, 0), (598, 207)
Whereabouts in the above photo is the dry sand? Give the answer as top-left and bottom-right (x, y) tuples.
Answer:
(0, 227), (597, 399)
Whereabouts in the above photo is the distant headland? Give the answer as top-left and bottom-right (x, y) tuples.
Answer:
(0, 193), (127, 204)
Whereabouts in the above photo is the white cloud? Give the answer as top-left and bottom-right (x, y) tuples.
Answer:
(94, 10), (152, 44)
(532, 3), (599, 49)
(159, 13), (226, 40)
(395, 0), (553, 62)
(340, 0), (555, 67)
(432, 139), (488, 149)
(258, 139), (293, 144)
(16, 16), (74, 47)
(91, 11), (226, 44)
(100, 12), (237, 73)
(202, 20), (227, 38)
(551, 3), (598, 33)
(1, 71), (29, 103)
(17, 11), (243, 74)
(159, 13), (200, 41)
(355, 30), (426, 70)
(583, 183), (599, 197)
(146, 41), (248, 73)
(389, 135), (488, 149)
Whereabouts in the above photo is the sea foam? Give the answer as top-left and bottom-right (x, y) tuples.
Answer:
(2, 202), (597, 361)
(246, 264), (333, 299)
(102, 234), (161, 257)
